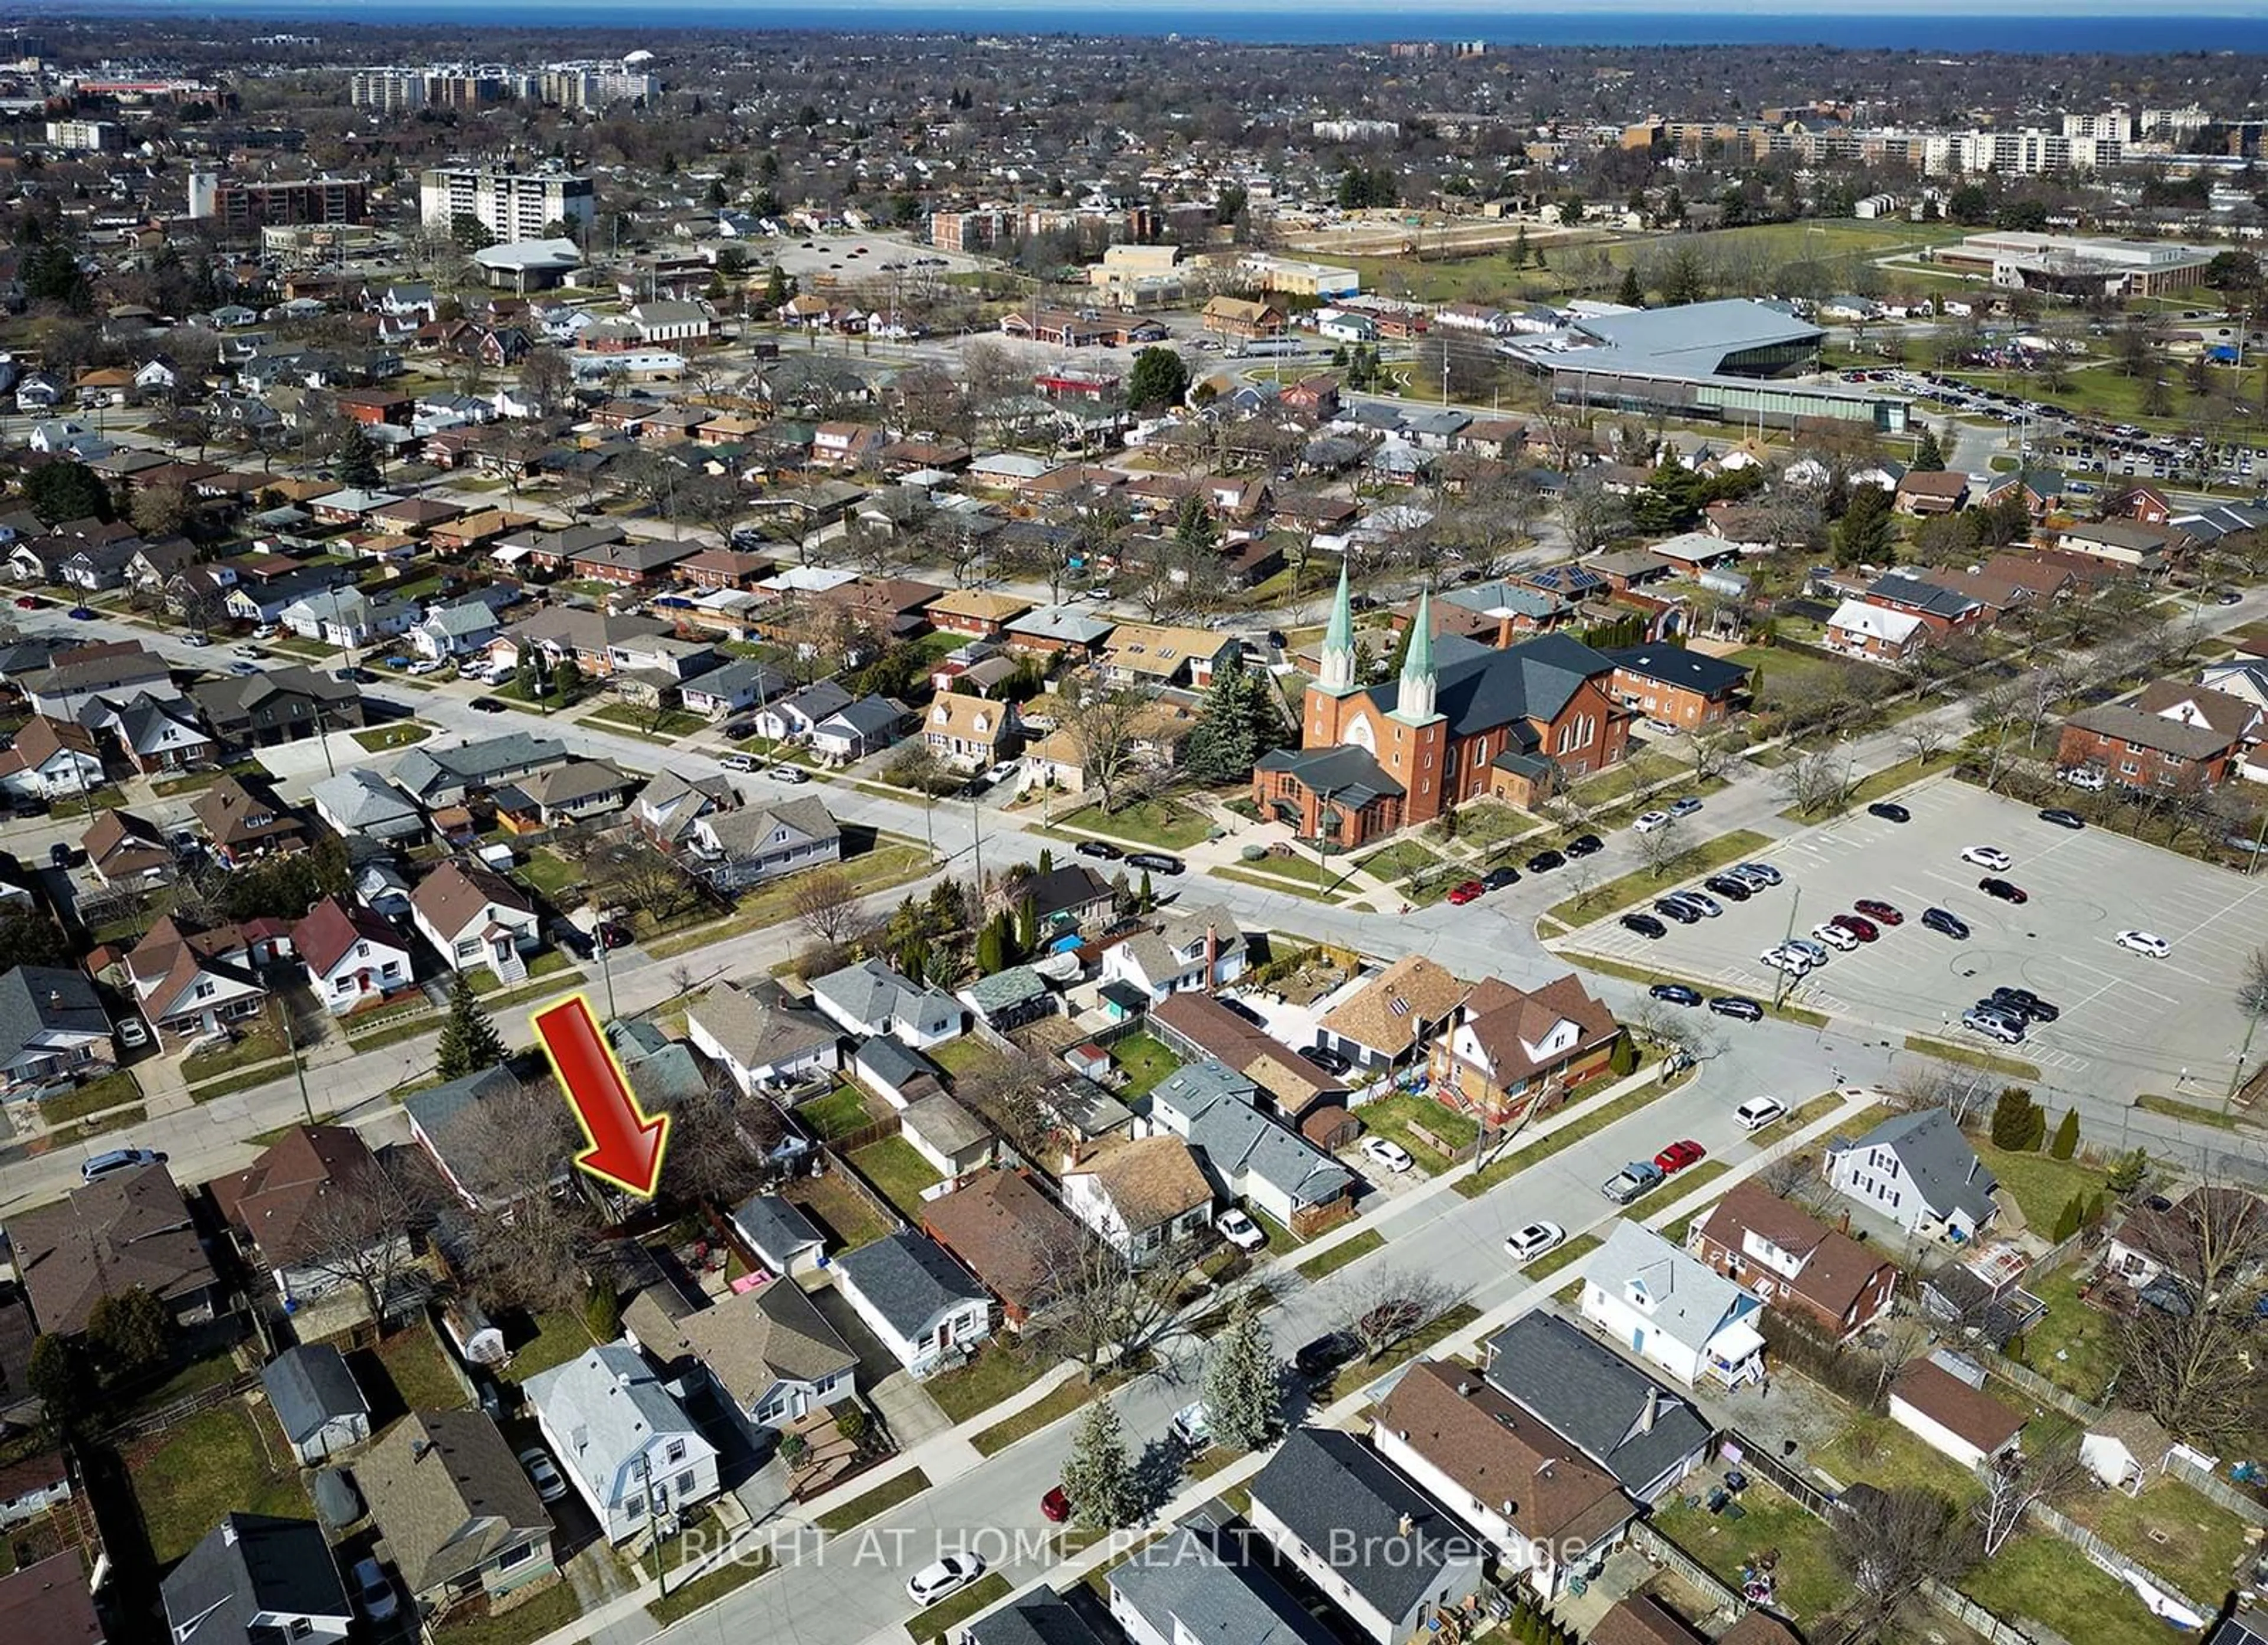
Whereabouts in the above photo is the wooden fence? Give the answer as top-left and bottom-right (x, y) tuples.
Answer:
(100, 1369), (262, 1443)
(1721, 1429), (1834, 1516)
(2166, 1454), (2268, 1528)
(819, 1143), (910, 1233)
(1920, 1579), (2081, 1645)
(1625, 1520), (1748, 1619)
(2025, 1499), (2212, 1623)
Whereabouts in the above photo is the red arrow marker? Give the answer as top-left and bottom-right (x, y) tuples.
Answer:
(532, 994), (670, 1199)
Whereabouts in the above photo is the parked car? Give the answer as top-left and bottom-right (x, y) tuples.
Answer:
(1989, 986), (2061, 1023)
(1647, 983), (1702, 1007)
(1735, 1096), (1787, 1132)
(1735, 861), (1783, 886)
(1601, 1160), (1666, 1204)
(1040, 1486), (1071, 1523)
(1621, 912), (1667, 939)
(1504, 1220), (1566, 1263)
(1811, 922), (1860, 952)
(1921, 907), (1970, 939)
(517, 1447), (567, 1503)
(1482, 865), (1520, 890)
(10, 595), (38, 610)
(1565, 833), (1604, 857)
(1633, 809), (1673, 834)
(406, 658), (444, 677)
(1446, 879), (1485, 906)
(1853, 898), (1903, 925)
(469, 696), (509, 713)
(1978, 877), (2028, 903)
(1867, 801), (1911, 823)
(82, 1147), (166, 1183)
(768, 765), (808, 784)
(1677, 890), (1722, 918)
(1702, 873), (1754, 901)
(1652, 898), (1702, 925)
(227, 660), (261, 677)
(181, 632), (209, 647)
(350, 1558), (400, 1624)
(1708, 995), (1764, 1021)
(1654, 1140), (1706, 1174)
(1759, 946), (1813, 977)
(1293, 1334), (1358, 1379)
(2038, 808), (2085, 830)
(1668, 796), (1704, 818)
(1830, 913), (1879, 943)
(1962, 1006), (2027, 1045)
(1525, 847), (1566, 873)
(907, 1553), (988, 1607)
(1961, 844), (2013, 872)
(1169, 1401), (1214, 1448)
(66, 606), (96, 621)
(1127, 852), (1185, 875)
(1216, 1209), (1266, 1252)
(1360, 1136), (1415, 1174)
(2116, 929), (2170, 957)
(2061, 766), (2107, 791)
(1074, 840), (1122, 860)
(720, 753), (758, 773)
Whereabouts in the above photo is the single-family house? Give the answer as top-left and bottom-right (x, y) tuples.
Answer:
(1480, 1312), (1712, 1504)
(515, 758), (638, 828)
(1824, 1107), (1999, 1241)
(410, 862), (541, 982)
(1100, 622), (1238, 691)
(1824, 597), (1927, 661)
(259, 1344), (370, 1465)
(0, 1552), (104, 1644)
(0, 1450), (73, 1533)
(357, 1409), (556, 1618)
(753, 679), (853, 744)
(410, 599), (504, 661)
(0, 716), (105, 804)
(684, 796), (842, 891)
(967, 1595), (1109, 1645)
(9, 1162), (224, 1337)
(1018, 865), (1116, 932)
(636, 1279), (857, 1437)
(1148, 993), (1348, 1121)
(686, 980), (840, 1095)
(390, 733), (571, 810)
(1315, 955), (1470, 1072)
(0, 965), (116, 1094)
(1685, 1180), (1899, 1341)
(1578, 1221), (1766, 1389)
(1060, 1135), (1213, 1264)
(1107, 1517), (1342, 1645)
(191, 666), (365, 750)
(99, 693), (216, 775)
(400, 1065), (529, 1212)
(161, 1515), (351, 1645)
(920, 1169), (1079, 1328)
(1889, 1352), (2025, 1470)
(80, 807), (180, 890)
(523, 1344), (721, 1544)
(1098, 906), (1248, 1004)
(309, 769), (425, 843)
(1245, 1427), (1487, 1645)
(923, 690), (1024, 771)
(123, 914), (276, 1043)
(2103, 1186), (2263, 1293)
(1372, 1359), (1635, 1601)
(189, 773), (308, 866)
(632, 769), (738, 848)
(294, 896), (415, 1015)
(955, 965), (1057, 1036)
(809, 959), (963, 1049)
(210, 1122), (413, 1320)
(809, 695), (905, 762)
(278, 586), (416, 650)
(830, 1229), (994, 1377)
(1427, 974), (1621, 1125)
(677, 657), (788, 719)
(1141, 1060), (1353, 1232)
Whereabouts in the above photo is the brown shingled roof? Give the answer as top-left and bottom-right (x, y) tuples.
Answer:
(1892, 1358), (2025, 1455)
(1319, 955), (1469, 1059)
(1074, 1135), (1210, 1231)
(922, 1169), (1078, 1316)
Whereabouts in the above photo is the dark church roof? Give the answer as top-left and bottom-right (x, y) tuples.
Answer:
(1254, 745), (1405, 808)
(1369, 631), (1614, 737)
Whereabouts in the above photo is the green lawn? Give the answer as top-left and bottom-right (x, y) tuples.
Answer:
(512, 849), (583, 901)
(1355, 838), (1444, 884)
(351, 722), (431, 753)
(579, 703), (710, 740)
(1523, 1232), (1602, 1284)
(910, 1572), (1012, 1642)
(1811, 1413), (1983, 1504)
(1778, 756), (1938, 822)
(1356, 1094), (1476, 1173)
(1295, 1229), (1384, 1280)
(642, 840), (936, 960)
(1901, 1034), (2041, 1083)
(432, 1579), (584, 1645)
(35, 1070), (142, 1126)
(1457, 1072), (1676, 1198)
(1447, 801), (1541, 850)
(2009, 1262), (2117, 1402)
(182, 1027), (285, 1082)
(1621, 1158), (1731, 1219)
(973, 1366), (1132, 1457)
(1544, 829), (1772, 926)
(1053, 797), (1217, 851)
(122, 1349), (242, 1418)
(797, 1084), (874, 1142)
(1570, 748), (1688, 809)
(929, 1037), (992, 1079)
(2061, 1477), (2253, 1607)
(1970, 1138), (2108, 1233)
(504, 1311), (592, 1383)
(849, 1136), (943, 1218)
(2133, 1092), (2241, 1130)
(132, 1404), (312, 1564)
(815, 1467), (931, 1536)
(376, 1327), (468, 1414)
(648, 1550), (774, 1627)
(786, 1173), (895, 1252)
(924, 1341), (1047, 1425)
(1108, 1032), (1182, 1096)
(1654, 1483), (1845, 1622)
(1316, 1302), (1484, 1404)
(1960, 1530), (2174, 1645)
(1211, 866), (1344, 904)
(470, 948), (575, 995)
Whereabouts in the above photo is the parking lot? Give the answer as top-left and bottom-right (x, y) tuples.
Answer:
(1565, 778), (2268, 1100)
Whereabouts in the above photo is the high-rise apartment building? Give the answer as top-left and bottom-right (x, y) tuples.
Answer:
(419, 164), (595, 243)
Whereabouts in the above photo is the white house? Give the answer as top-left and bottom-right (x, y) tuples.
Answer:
(1060, 1135), (1213, 1265)
(1097, 905), (1247, 1004)
(0, 1451), (72, 1530)
(829, 1229), (993, 1378)
(1824, 598), (1926, 662)
(1577, 1221), (1765, 1389)
(523, 1344), (721, 1545)
(410, 599), (504, 660)
(685, 980), (840, 1095)
(279, 586), (417, 651)
(409, 861), (541, 983)
(807, 959), (963, 1049)
(293, 895), (415, 1016)
(1824, 1107), (1999, 1241)
(636, 1279), (858, 1439)
(1888, 1352), (2025, 1470)
(1139, 1060), (1352, 1229)
(0, 716), (106, 803)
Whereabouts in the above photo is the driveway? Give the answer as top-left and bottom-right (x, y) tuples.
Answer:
(806, 1282), (951, 1453)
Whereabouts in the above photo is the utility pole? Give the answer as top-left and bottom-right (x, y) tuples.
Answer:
(638, 1450), (670, 1600)
(1771, 886), (1801, 1010)
(277, 994), (315, 1127)
(596, 915), (618, 1021)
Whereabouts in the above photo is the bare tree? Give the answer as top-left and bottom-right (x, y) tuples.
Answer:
(791, 867), (863, 945)
(593, 838), (700, 926)
(1341, 1267), (1458, 1362)
(2111, 1180), (2268, 1449)
(1889, 1058), (1997, 1128)
(282, 1145), (444, 1323)
(1972, 1424), (2088, 1558)
(1634, 816), (1694, 879)
(1900, 716), (1953, 767)
(1777, 748), (1856, 817)
(452, 1078), (595, 1314)
(1054, 681), (1156, 816)
(1630, 998), (1728, 1065)
(1825, 1485), (1980, 1644)
(662, 1066), (784, 1208)
(1026, 1231), (1195, 1382)
(1686, 726), (1742, 784)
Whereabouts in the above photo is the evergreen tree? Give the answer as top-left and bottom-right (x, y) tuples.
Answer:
(1037, 847), (1054, 876)
(1833, 481), (1895, 566)
(2052, 1193), (2084, 1243)
(1060, 1399), (1140, 1530)
(88, 1287), (172, 1377)
(1137, 869), (1155, 912)
(1989, 1087), (2041, 1153)
(2107, 1147), (2150, 1197)
(1617, 265), (1644, 308)
(435, 970), (507, 1080)
(1383, 615), (1416, 681)
(1512, 226), (1530, 268)
(1128, 345), (1192, 412)
(2048, 1107), (2080, 1161)
(1015, 893), (1038, 957)
(1184, 651), (1285, 783)
(24, 459), (114, 526)
(25, 1336), (80, 1430)
(335, 422), (382, 489)
(976, 916), (1007, 976)
(2085, 1189), (2106, 1227)
(585, 1280), (623, 1343)
(1201, 1296), (1283, 1451)
(1912, 427), (1947, 471)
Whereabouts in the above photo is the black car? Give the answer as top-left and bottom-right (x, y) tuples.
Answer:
(1989, 986), (2061, 1023)
(1220, 997), (1266, 1027)
(1565, 834), (1605, 858)
(1526, 847), (1566, 874)
(1074, 840), (1123, 860)
(1702, 873), (1754, 902)
(1266, 629), (1288, 649)
(470, 696), (509, 713)
(1621, 912), (1667, 939)
(1652, 897), (1702, 924)
(549, 920), (595, 960)
(1978, 876), (2029, 903)
(1648, 983), (1703, 1007)
(1921, 906), (1971, 939)
(1127, 852), (1185, 876)
(1482, 865), (1520, 890)
(1709, 995), (1765, 1021)
(2038, 808), (2086, 830)
(1303, 1045), (1353, 1077)
(1294, 1331), (1360, 1379)
(1868, 801), (1912, 823)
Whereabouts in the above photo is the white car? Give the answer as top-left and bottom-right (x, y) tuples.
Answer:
(1169, 1401), (1214, 1448)
(405, 657), (444, 677)
(1216, 1209), (1266, 1252)
(1960, 844), (2013, 872)
(1735, 1096), (1788, 1132)
(906, 1552), (988, 1607)
(1810, 921), (1860, 952)
(1360, 1136), (1415, 1174)
(1783, 937), (1830, 965)
(1759, 946), (1813, 976)
(1504, 1220), (1566, 1263)
(517, 1447), (568, 1503)
(2061, 766), (2107, 791)
(1633, 809), (1673, 834)
(350, 1558), (399, 1623)
(719, 753), (758, 773)
(2116, 929), (2171, 958)
(1736, 861), (1783, 886)
(181, 632), (210, 648)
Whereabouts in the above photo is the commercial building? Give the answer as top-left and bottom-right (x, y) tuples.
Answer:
(43, 119), (120, 152)
(1935, 232), (2215, 298)
(420, 164), (595, 244)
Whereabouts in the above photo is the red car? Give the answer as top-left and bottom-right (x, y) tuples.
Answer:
(1831, 913), (1880, 943)
(11, 595), (38, 610)
(1654, 1139), (1707, 1174)
(1040, 1486), (1071, 1523)
(1853, 898), (1903, 926)
(1445, 880), (1485, 905)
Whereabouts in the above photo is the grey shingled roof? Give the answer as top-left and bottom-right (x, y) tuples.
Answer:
(1581, 1220), (1758, 1354)
(1147, 1059), (1350, 1209)
(1107, 1515), (1344, 1645)
(1252, 744), (1406, 808)
(1482, 1311), (1712, 1495)
(260, 1344), (367, 1445)
(732, 1192), (825, 1268)
(833, 1229), (986, 1339)
(965, 1595), (1110, 1645)
(162, 1515), (347, 1641)
(0, 965), (110, 1060)
(1370, 630), (1613, 737)
(1839, 1106), (1999, 1226)
(392, 732), (568, 801)
(1249, 1428), (1474, 1621)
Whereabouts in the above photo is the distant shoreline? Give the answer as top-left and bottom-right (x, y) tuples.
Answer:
(30, 6), (2268, 56)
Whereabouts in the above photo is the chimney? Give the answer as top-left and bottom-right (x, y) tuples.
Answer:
(1966, 1157), (1979, 1184)
(220, 1518), (238, 1546)
(1640, 1387), (1660, 1434)
(1396, 1513), (1414, 1539)
(47, 990), (61, 1008)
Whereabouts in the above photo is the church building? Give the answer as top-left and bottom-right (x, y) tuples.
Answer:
(1253, 563), (1631, 849)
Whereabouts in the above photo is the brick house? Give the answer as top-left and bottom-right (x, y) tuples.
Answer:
(2058, 701), (2244, 792)
(1684, 1180), (1899, 1340)
(1604, 646), (1750, 730)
